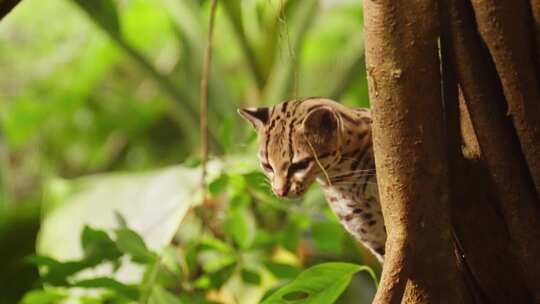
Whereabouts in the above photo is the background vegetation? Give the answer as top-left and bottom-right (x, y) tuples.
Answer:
(0, 0), (377, 303)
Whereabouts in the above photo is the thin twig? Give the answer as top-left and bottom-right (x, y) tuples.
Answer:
(200, 0), (219, 202)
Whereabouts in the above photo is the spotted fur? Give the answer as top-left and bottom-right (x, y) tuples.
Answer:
(238, 98), (386, 261)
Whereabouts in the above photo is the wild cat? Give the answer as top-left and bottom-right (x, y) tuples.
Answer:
(238, 97), (386, 261)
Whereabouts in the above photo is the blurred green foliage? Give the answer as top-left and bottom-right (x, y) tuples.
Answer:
(0, 0), (374, 303)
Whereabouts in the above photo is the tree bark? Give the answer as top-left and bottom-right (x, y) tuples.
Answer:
(440, 0), (540, 300)
(365, 0), (540, 302)
(363, 0), (467, 303)
(469, 0), (540, 195)
(531, 0), (540, 72)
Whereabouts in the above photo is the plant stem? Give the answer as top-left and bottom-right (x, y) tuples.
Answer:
(200, 0), (219, 200)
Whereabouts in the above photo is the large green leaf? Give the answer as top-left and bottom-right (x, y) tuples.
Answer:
(71, 0), (120, 37)
(261, 262), (373, 304)
(161, 0), (236, 115)
(221, 0), (265, 89)
(69, 0), (203, 145)
(38, 163), (220, 283)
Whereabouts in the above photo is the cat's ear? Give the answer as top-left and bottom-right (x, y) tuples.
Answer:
(302, 106), (339, 137)
(238, 107), (269, 130)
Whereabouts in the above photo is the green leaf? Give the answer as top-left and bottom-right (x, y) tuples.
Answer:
(71, 0), (120, 36)
(229, 193), (251, 209)
(20, 289), (66, 304)
(326, 34), (366, 101)
(280, 222), (301, 252)
(208, 174), (229, 197)
(227, 174), (247, 192)
(38, 164), (208, 282)
(161, 0), (236, 131)
(149, 285), (184, 304)
(81, 226), (122, 264)
(261, 262), (368, 304)
(218, 115), (235, 153)
(243, 171), (268, 192)
(27, 255), (87, 286)
(199, 251), (236, 274)
(311, 221), (345, 253)
(72, 277), (140, 301)
(263, 0), (319, 104)
(208, 263), (237, 289)
(198, 235), (234, 253)
(114, 211), (128, 228)
(241, 268), (261, 285)
(26, 255), (61, 268)
(160, 246), (183, 277)
(221, 0), (266, 89)
(115, 228), (157, 264)
(224, 206), (256, 249)
(264, 262), (301, 279)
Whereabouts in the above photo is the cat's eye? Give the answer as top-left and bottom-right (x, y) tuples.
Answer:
(288, 159), (311, 174)
(261, 162), (273, 173)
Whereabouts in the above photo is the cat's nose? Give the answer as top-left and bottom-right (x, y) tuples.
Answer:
(273, 186), (289, 197)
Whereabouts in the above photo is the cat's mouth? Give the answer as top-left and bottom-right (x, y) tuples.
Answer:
(274, 187), (307, 200)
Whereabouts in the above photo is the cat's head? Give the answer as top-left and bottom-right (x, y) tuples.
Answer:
(238, 99), (342, 199)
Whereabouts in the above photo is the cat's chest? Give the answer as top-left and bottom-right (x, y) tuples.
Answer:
(321, 179), (387, 258)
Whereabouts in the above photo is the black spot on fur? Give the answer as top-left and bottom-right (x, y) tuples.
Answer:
(362, 213), (373, 220)
(343, 214), (354, 221)
(368, 220), (377, 226)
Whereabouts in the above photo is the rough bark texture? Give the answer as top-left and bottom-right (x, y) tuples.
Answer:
(469, 0), (540, 195)
(532, 0), (540, 71)
(363, 1), (467, 303)
(441, 0), (540, 300)
(365, 0), (540, 302)
(0, 0), (22, 21)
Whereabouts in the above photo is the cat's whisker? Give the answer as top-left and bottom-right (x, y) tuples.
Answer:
(329, 173), (377, 180)
(337, 156), (376, 163)
(330, 181), (378, 186)
(329, 171), (377, 178)
(328, 168), (376, 176)
(337, 156), (368, 162)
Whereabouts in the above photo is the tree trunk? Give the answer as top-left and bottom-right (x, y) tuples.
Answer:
(364, 1), (468, 303)
(363, 0), (540, 302)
